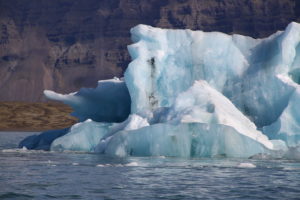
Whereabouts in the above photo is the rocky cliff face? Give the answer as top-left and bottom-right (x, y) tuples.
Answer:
(1, 0), (299, 101)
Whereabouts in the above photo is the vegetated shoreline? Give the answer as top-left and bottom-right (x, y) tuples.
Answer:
(0, 101), (77, 132)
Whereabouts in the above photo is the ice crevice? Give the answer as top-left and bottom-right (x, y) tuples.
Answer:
(19, 22), (300, 158)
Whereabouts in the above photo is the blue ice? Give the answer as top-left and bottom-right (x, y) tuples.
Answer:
(20, 22), (300, 158)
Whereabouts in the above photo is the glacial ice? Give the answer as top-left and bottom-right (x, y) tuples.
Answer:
(262, 79), (300, 146)
(103, 123), (268, 158)
(44, 78), (130, 122)
(20, 22), (300, 158)
(51, 114), (149, 152)
(18, 128), (69, 151)
(161, 80), (273, 149)
(51, 120), (111, 152)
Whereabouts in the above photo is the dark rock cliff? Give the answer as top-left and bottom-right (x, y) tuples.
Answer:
(1, 0), (300, 101)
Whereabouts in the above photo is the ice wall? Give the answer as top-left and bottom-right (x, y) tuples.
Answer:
(20, 22), (300, 158)
(125, 22), (300, 147)
(125, 23), (299, 127)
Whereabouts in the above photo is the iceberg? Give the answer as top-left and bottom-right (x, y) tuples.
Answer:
(162, 80), (273, 149)
(18, 128), (69, 151)
(103, 123), (269, 158)
(20, 22), (300, 158)
(44, 78), (130, 123)
(262, 77), (300, 146)
(51, 114), (149, 152)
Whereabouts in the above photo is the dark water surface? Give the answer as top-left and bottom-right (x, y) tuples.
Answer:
(0, 132), (299, 200)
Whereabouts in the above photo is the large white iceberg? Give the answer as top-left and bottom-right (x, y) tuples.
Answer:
(20, 22), (300, 158)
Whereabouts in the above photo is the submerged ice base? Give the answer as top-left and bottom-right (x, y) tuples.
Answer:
(20, 22), (300, 158)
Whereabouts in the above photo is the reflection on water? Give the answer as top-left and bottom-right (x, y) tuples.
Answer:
(0, 132), (299, 199)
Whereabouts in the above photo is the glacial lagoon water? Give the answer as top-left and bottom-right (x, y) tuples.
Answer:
(0, 132), (300, 199)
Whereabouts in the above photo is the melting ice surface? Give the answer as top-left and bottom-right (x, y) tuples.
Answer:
(22, 22), (300, 158)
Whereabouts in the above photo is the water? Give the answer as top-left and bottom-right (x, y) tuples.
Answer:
(0, 132), (300, 200)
